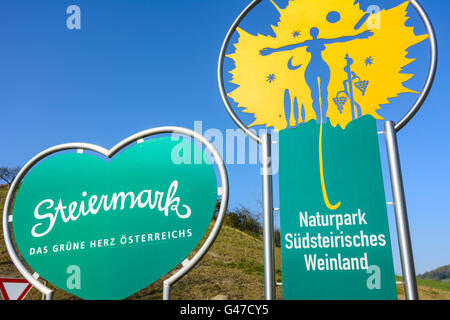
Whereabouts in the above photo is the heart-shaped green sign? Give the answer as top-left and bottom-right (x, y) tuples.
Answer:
(11, 137), (218, 300)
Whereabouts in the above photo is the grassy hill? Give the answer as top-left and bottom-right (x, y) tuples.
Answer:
(418, 265), (450, 283)
(1, 186), (449, 300)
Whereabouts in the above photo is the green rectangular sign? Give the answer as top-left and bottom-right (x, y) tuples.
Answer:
(279, 116), (397, 300)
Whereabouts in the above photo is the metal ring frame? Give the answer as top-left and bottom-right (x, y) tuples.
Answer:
(2, 126), (229, 300)
(217, 0), (437, 135)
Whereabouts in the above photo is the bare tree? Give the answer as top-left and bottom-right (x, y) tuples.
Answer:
(0, 166), (21, 186)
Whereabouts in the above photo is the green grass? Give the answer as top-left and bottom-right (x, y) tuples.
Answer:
(396, 275), (450, 292)
(417, 278), (450, 292)
(395, 275), (450, 300)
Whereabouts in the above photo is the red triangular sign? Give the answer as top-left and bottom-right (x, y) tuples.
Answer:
(0, 278), (33, 300)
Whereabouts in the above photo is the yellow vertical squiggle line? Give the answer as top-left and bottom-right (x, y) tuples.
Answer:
(318, 78), (341, 211)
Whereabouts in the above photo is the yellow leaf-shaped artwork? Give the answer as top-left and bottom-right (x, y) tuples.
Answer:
(227, 0), (427, 131)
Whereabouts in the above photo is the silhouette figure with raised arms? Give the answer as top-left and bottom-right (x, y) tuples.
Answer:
(260, 27), (373, 124)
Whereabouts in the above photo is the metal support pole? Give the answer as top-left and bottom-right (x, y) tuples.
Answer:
(384, 121), (419, 300)
(163, 281), (171, 300)
(44, 291), (54, 300)
(261, 133), (276, 300)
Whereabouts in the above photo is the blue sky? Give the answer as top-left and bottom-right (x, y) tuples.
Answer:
(0, 0), (448, 276)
